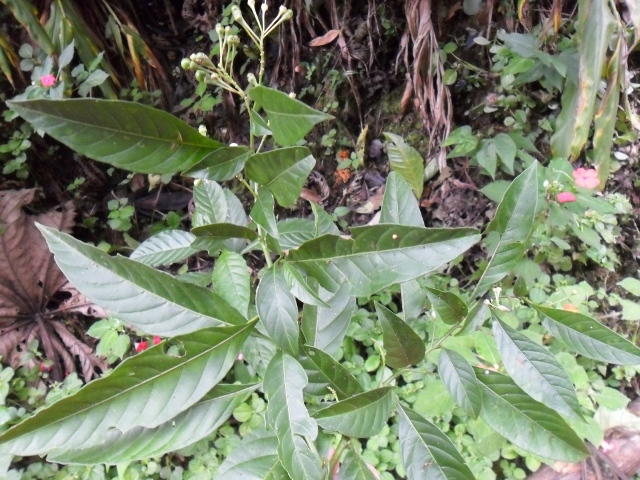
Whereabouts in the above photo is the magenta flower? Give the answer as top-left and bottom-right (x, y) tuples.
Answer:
(153, 336), (162, 345)
(135, 341), (148, 352)
(557, 192), (576, 203)
(40, 74), (56, 87)
(573, 167), (600, 189)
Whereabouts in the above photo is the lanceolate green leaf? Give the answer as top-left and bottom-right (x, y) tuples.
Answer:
(302, 283), (356, 357)
(313, 388), (395, 438)
(191, 223), (258, 241)
(380, 172), (424, 227)
(284, 264), (330, 307)
(182, 146), (251, 182)
(338, 447), (378, 480)
(192, 180), (227, 226)
(300, 345), (363, 399)
(383, 133), (425, 198)
(312, 203), (340, 236)
(212, 250), (251, 319)
(245, 147), (316, 207)
(0, 322), (256, 456)
(492, 317), (583, 420)
(401, 279), (427, 321)
(264, 352), (323, 480)
(257, 266), (299, 357)
(130, 230), (196, 267)
(426, 288), (468, 325)
(438, 349), (482, 418)
(375, 303), (425, 368)
(37, 225), (245, 336)
(249, 85), (333, 146)
(533, 304), (640, 364)
(251, 187), (279, 240)
(216, 425), (291, 480)
(476, 369), (589, 462)
(6, 98), (223, 174)
(397, 405), (475, 480)
(472, 161), (538, 298)
(48, 384), (257, 464)
(457, 301), (489, 336)
(277, 206), (340, 250)
(287, 225), (480, 298)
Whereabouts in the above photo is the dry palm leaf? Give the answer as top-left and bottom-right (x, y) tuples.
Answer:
(0, 190), (107, 382)
(399, 0), (454, 172)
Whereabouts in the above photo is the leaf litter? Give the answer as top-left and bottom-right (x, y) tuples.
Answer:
(0, 189), (107, 382)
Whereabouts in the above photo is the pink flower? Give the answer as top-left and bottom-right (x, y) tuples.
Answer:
(153, 336), (162, 345)
(135, 341), (148, 352)
(40, 74), (56, 87)
(573, 168), (600, 189)
(557, 192), (576, 204)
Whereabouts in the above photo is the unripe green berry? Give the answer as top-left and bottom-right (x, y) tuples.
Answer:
(195, 70), (207, 82)
(180, 58), (191, 70)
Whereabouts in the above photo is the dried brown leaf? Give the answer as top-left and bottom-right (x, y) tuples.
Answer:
(309, 29), (341, 47)
(0, 190), (104, 381)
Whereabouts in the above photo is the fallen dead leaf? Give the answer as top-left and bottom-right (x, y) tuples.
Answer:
(0, 189), (107, 381)
(309, 29), (341, 47)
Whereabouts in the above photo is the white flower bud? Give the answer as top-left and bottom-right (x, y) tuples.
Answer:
(279, 5), (287, 15)
(261, 3), (268, 12)
(288, 92), (296, 99)
(198, 125), (207, 136)
(283, 9), (293, 20)
(229, 142), (238, 147)
(231, 5), (243, 21)
(248, 0), (255, 7)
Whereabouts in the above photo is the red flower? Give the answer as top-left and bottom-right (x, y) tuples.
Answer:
(153, 336), (162, 345)
(557, 192), (576, 203)
(573, 168), (600, 189)
(40, 74), (56, 87)
(135, 341), (148, 352)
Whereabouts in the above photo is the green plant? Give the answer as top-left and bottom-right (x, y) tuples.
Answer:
(3, 2), (640, 479)
(107, 197), (135, 232)
(442, 125), (537, 178)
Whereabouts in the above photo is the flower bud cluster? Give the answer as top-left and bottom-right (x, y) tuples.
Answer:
(179, 1), (295, 99)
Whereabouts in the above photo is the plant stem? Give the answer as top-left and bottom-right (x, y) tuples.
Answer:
(426, 323), (460, 356)
(328, 436), (348, 478)
(381, 367), (413, 385)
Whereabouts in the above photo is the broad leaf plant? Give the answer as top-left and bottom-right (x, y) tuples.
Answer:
(3, 2), (640, 479)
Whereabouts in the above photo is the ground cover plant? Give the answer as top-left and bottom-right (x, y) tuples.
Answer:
(1, 0), (640, 479)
